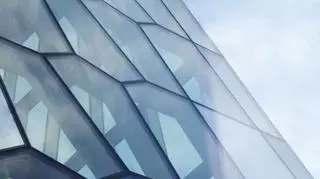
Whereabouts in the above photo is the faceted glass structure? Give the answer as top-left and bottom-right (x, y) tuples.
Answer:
(0, 0), (313, 179)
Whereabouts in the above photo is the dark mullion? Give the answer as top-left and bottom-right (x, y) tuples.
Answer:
(41, 52), (74, 57)
(0, 75), (31, 147)
(134, 0), (156, 23)
(0, 145), (26, 158)
(0, 36), (40, 55)
(76, 0), (146, 81)
(101, 171), (151, 179)
(42, 0), (76, 53)
(42, 56), (129, 172)
(121, 84), (180, 179)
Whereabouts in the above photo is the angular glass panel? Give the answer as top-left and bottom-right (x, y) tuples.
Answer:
(49, 56), (174, 179)
(161, 0), (219, 52)
(82, 0), (185, 96)
(136, 0), (188, 38)
(79, 165), (96, 179)
(57, 130), (76, 164)
(263, 134), (314, 179)
(197, 105), (295, 179)
(0, 0), (70, 52)
(126, 83), (241, 179)
(14, 76), (32, 104)
(0, 149), (77, 179)
(0, 87), (23, 150)
(198, 45), (281, 137)
(0, 39), (123, 178)
(103, 0), (153, 22)
(45, 0), (141, 82)
(142, 25), (254, 127)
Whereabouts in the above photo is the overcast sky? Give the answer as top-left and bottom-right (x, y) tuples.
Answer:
(184, 0), (320, 178)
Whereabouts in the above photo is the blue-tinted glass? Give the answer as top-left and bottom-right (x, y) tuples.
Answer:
(49, 55), (174, 179)
(103, 0), (153, 22)
(135, 0), (188, 38)
(45, 0), (141, 82)
(126, 83), (237, 179)
(0, 0), (70, 52)
(0, 86), (23, 150)
(142, 24), (255, 128)
(82, 0), (185, 96)
(0, 39), (123, 178)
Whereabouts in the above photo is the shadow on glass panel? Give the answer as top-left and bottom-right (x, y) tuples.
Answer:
(45, 0), (141, 82)
(141, 24), (255, 128)
(81, 0), (185, 96)
(0, 147), (82, 179)
(0, 39), (123, 178)
(126, 82), (241, 179)
(48, 55), (174, 179)
(0, 0), (71, 52)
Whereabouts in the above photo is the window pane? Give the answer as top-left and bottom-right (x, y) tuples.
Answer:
(142, 25), (254, 127)
(197, 105), (295, 179)
(197, 45), (281, 137)
(0, 86), (23, 150)
(0, 0), (70, 52)
(126, 83), (238, 179)
(161, 0), (219, 53)
(82, 0), (185, 96)
(49, 56), (174, 179)
(45, 0), (141, 82)
(103, 0), (153, 22)
(0, 39), (123, 178)
(136, 0), (188, 38)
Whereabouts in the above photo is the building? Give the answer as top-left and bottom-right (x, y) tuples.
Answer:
(0, 0), (313, 178)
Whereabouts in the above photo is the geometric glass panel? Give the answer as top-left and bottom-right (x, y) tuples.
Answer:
(0, 0), (71, 52)
(103, 0), (153, 22)
(45, 0), (141, 82)
(82, 0), (185, 96)
(197, 45), (281, 137)
(0, 39), (123, 178)
(0, 86), (23, 150)
(197, 105), (296, 179)
(142, 24), (255, 127)
(48, 55), (174, 179)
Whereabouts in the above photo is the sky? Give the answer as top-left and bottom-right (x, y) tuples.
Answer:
(184, 0), (320, 178)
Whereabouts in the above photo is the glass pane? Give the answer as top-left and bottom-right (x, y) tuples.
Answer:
(48, 56), (174, 179)
(196, 105), (296, 179)
(0, 39), (123, 178)
(0, 87), (23, 150)
(45, 0), (141, 82)
(0, 0), (70, 52)
(161, 0), (219, 53)
(126, 83), (240, 179)
(0, 150), (75, 179)
(103, 0), (153, 22)
(135, 0), (188, 38)
(263, 134), (313, 179)
(82, 0), (185, 96)
(198, 45), (281, 137)
(142, 25), (254, 127)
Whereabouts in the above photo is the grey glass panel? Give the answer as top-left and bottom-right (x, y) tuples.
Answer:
(0, 39), (123, 178)
(161, 0), (219, 53)
(142, 25), (254, 127)
(135, 0), (188, 38)
(45, 0), (141, 82)
(197, 105), (295, 179)
(103, 0), (153, 22)
(0, 87), (23, 150)
(49, 56), (174, 179)
(263, 134), (313, 179)
(0, 0), (70, 52)
(197, 45), (281, 137)
(126, 83), (240, 179)
(0, 150), (74, 179)
(82, 0), (185, 96)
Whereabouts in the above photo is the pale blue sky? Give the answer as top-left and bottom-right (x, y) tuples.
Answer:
(184, 0), (320, 178)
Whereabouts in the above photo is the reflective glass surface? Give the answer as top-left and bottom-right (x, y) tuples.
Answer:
(0, 0), (70, 52)
(49, 56), (174, 179)
(0, 39), (123, 178)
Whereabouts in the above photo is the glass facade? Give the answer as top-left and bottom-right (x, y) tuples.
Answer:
(0, 0), (312, 179)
